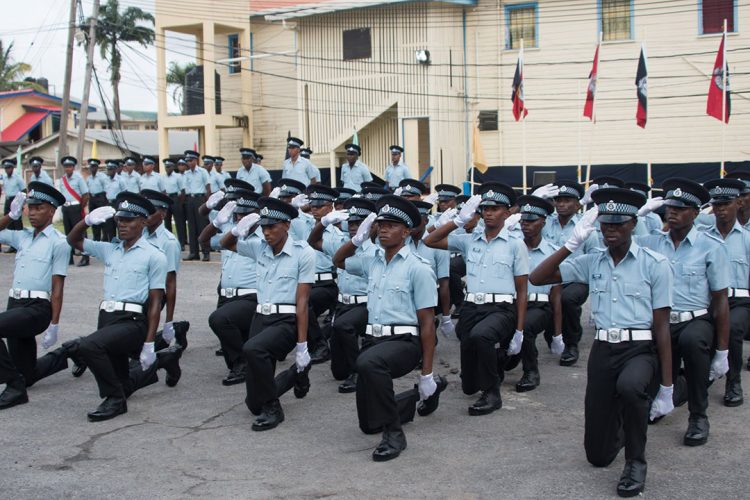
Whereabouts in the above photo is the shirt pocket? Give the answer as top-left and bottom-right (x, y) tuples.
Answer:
(681, 264), (705, 294)
(19, 251), (50, 282)
(121, 265), (149, 297)
(589, 274), (610, 311)
(624, 281), (650, 312)
(730, 253), (749, 288)
(385, 278), (410, 303)
(466, 251), (482, 276)
(492, 254), (514, 278)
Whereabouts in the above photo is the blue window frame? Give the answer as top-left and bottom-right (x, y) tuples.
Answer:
(505, 3), (538, 49)
(598, 0), (634, 41)
(228, 34), (240, 74)
(698, 0), (737, 34)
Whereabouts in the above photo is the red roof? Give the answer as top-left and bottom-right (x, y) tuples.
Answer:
(1, 111), (49, 142)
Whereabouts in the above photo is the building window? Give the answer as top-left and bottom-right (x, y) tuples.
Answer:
(228, 34), (240, 74)
(478, 110), (498, 131)
(600, 0), (632, 41)
(343, 28), (371, 60)
(505, 3), (538, 49)
(700, 0), (736, 34)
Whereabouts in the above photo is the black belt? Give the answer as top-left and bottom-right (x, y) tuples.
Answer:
(168, 193), (180, 197)
(91, 192), (106, 197)
(187, 194), (205, 198)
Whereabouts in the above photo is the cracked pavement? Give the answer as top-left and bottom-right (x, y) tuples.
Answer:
(1, 254), (749, 498)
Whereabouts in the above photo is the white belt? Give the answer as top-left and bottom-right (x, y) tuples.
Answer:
(99, 300), (143, 313)
(528, 293), (549, 302)
(450, 252), (461, 258)
(9, 288), (50, 300)
(365, 324), (419, 337)
(338, 294), (368, 305)
(465, 292), (515, 305)
(729, 288), (750, 298)
(596, 329), (652, 343)
(220, 287), (257, 298)
(63, 201), (80, 206)
(256, 303), (296, 315)
(315, 272), (335, 281)
(669, 309), (709, 324)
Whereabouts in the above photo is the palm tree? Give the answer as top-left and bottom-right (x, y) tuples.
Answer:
(166, 61), (196, 114)
(0, 41), (38, 91)
(91, 0), (154, 129)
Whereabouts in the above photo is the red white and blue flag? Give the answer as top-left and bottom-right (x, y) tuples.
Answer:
(635, 43), (648, 128)
(707, 33), (731, 123)
(583, 43), (600, 120)
(511, 49), (528, 121)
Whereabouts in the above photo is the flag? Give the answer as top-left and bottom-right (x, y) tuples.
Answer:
(352, 127), (359, 146)
(510, 49), (528, 121)
(285, 130), (291, 160)
(635, 44), (648, 128)
(472, 122), (488, 173)
(707, 33), (731, 123)
(583, 43), (600, 120)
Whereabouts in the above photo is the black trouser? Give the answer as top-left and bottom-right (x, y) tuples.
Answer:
(356, 333), (421, 434)
(585, 340), (658, 467)
(520, 302), (552, 373)
(185, 194), (209, 256)
(78, 310), (147, 399)
(88, 193), (108, 241)
(330, 302), (368, 380)
(103, 201), (117, 242)
(308, 281), (338, 350)
(209, 294), (258, 369)
(243, 312), (297, 413)
(3, 197), (22, 233)
(561, 282), (589, 348)
(449, 255), (466, 308)
(670, 316), (714, 418)
(728, 297), (750, 386)
(62, 204), (85, 260)
(167, 194), (187, 247)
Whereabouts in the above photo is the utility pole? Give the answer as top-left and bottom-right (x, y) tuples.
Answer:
(57, 0), (78, 175)
(76, 0), (100, 163)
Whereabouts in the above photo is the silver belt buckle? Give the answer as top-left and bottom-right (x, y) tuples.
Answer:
(372, 324), (383, 336)
(607, 328), (622, 343)
(12, 289), (22, 299)
(104, 300), (117, 313)
(261, 303), (272, 315)
(475, 293), (485, 305)
(670, 311), (680, 323)
(225, 288), (235, 298)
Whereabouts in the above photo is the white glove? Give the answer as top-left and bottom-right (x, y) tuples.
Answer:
(206, 190), (225, 209)
(352, 212), (376, 247)
(507, 329), (524, 355)
(212, 200), (236, 228)
(322, 209), (349, 227)
(564, 206), (598, 252)
(84, 206), (116, 226)
(709, 350), (729, 381)
(41, 324), (59, 349)
(291, 193), (309, 208)
(231, 212), (260, 238)
(269, 187), (281, 199)
(531, 183), (560, 200)
(162, 321), (175, 344)
(8, 192), (26, 220)
(454, 194), (482, 228)
(439, 315), (455, 338)
(649, 384), (675, 421)
(434, 208), (457, 230)
(580, 183), (599, 205)
(637, 196), (664, 217)
(504, 212), (522, 231)
(418, 373), (438, 400)
(550, 334), (565, 355)
(423, 192), (439, 205)
(700, 205), (713, 215)
(140, 342), (156, 370)
(393, 187), (404, 196)
(295, 342), (311, 372)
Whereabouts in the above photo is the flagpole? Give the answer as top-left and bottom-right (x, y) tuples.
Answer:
(720, 19), (727, 178)
(585, 32), (602, 187)
(520, 39), (527, 194)
(577, 80), (582, 183)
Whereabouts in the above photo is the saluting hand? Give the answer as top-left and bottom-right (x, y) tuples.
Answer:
(269, 187), (281, 199)
(212, 201), (236, 228)
(321, 209), (349, 227)
(580, 183), (599, 205)
(454, 194), (482, 228)
(291, 193), (310, 209)
(352, 213), (376, 247)
(504, 212), (522, 231)
(231, 213), (260, 238)
(637, 196), (664, 217)
(9, 192), (26, 220)
(434, 208), (457, 229)
(564, 206), (598, 252)
(531, 183), (560, 200)
(85, 206), (116, 226)
(422, 192), (439, 205)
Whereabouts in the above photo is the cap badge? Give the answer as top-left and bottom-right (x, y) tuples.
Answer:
(382, 204), (391, 214)
(260, 207), (269, 216)
(349, 207), (357, 214)
(404, 185), (412, 191)
(673, 188), (683, 198)
(560, 186), (568, 193)
(121, 200), (130, 209)
(606, 201), (616, 212)
(523, 204), (532, 212)
(486, 190), (495, 197)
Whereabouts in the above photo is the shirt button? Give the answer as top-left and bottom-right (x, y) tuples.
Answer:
(612, 298), (617, 302)
(612, 277), (617, 281)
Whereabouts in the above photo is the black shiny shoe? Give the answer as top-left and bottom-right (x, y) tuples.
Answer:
(468, 386), (502, 416)
(76, 255), (90, 267)
(251, 400), (284, 431)
(0, 377), (28, 410)
(683, 415), (710, 446)
(157, 345), (182, 387)
(372, 427), (407, 462)
(201, 254), (210, 262)
(515, 370), (540, 393)
(617, 460), (646, 498)
(504, 353), (521, 372)
(61, 338), (87, 378)
(174, 321), (190, 351)
(87, 396), (127, 422)
(338, 373), (358, 394)
(417, 375), (447, 416)
(183, 254), (199, 261)
(309, 343), (331, 364)
(294, 365), (311, 399)
(559, 345), (579, 366)
(725, 379), (744, 407)
(222, 363), (247, 386)
(215, 348), (225, 357)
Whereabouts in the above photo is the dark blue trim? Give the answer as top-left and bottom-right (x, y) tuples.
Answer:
(0, 90), (93, 111)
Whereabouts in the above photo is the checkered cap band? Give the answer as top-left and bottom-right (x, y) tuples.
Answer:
(364, 192), (385, 200)
(400, 184), (421, 196)
(259, 207), (291, 221)
(106, 161), (118, 168)
(665, 188), (701, 206)
(558, 185), (580, 197)
(27, 190), (59, 207)
(709, 186), (740, 198)
(390, 148), (402, 154)
(437, 190), (458, 198)
(143, 158), (155, 165)
(378, 204), (411, 225)
(163, 160), (175, 166)
(279, 184), (302, 196)
(30, 159), (42, 166)
(117, 200), (149, 217)
(288, 139), (302, 147)
(348, 206), (372, 218)
(597, 201), (639, 216)
(62, 159), (76, 166)
(521, 204), (549, 217)
(416, 206), (430, 215)
(184, 152), (198, 160)
(481, 190), (510, 205)
(309, 191), (336, 202)
(237, 197), (259, 209)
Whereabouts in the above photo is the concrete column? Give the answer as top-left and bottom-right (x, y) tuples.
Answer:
(202, 21), (217, 155)
(240, 26), (253, 147)
(155, 26), (169, 169)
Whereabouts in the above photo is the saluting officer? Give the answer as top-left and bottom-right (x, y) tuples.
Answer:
(340, 144), (372, 192)
(396, 178), (428, 201)
(1, 159), (26, 242)
(29, 157), (54, 186)
(636, 178), (729, 447)
(0, 184), (70, 409)
(282, 137), (318, 186)
(236, 148), (272, 195)
(120, 157), (141, 193)
(424, 183), (527, 416)
(384, 145), (409, 190)
(85, 159), (109, 244)
(138, 156), (165, 193)
(333, 195), (444, 462)
(624, 182), (663, 235)
(66, 192), (167, 421)
(529, 188), (674, 498)
(220, 197), (316, 431)
(182, 149), (212, 261)
(57, 156), (89, 266)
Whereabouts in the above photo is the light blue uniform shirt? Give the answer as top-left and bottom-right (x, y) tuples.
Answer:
(86, 171), (108, 195)
(0, 225), (69, 292)
(703, 222), (750, 290)
(385, 163), (410, 189)
(637, 227), (729, 311)
(287, 212), (334, 273)
(642, 212), (663, 234)
(236, 236), (316, 305)
(57, 172), (89, 202)
(209, 170), (230, 192)
(221, 225), (262, 289)
(30, 171), (54, 187)
(447, 227), (529, 294)
(345, 244), (437, 326)
(104, 174), (126, 201)
(83, 236), (167, 303)
(322, 230), (374, 296)
(120, 171), (141, 193)
(163, 172), (184, 195)
(236, 164), (272, 193)
(340, 160), (373, 192)
(183, 167), (210, 195)
(139, 173), (165, 192)
(560, 243), (672, 330)
(527, 238), (558, 296)
(144, 223), (181, 273)
(409, 235), (449, 280)
(282, 157), (318, 186)
(543, 213), (581, 248)
(1, 172), (26, 197)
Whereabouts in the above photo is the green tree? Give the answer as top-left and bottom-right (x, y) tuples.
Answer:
(0, 40), (39, 91)
(91, 0), (154, 129)
(166, 61), (196, 114)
